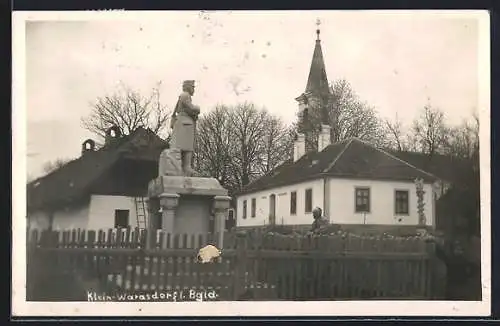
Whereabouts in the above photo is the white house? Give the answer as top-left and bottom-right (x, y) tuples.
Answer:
(236, 137), (440, 228)
(27, 127), (167, 231)
(235, 23), (442, 229)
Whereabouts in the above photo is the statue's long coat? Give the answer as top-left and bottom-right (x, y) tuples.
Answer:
(170, 91), (198, 151)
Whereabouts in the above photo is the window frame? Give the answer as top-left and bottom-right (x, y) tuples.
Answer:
(305, 188), (313, 213)
(242, 200), (248, 219)
(394, 189), (410, 215)
(114, 209), (130, 229)
(251, 198), (256, 218)
(290, 191), (297, 215)
(228, 208), (234, 220)
(354, 187), (371, 213)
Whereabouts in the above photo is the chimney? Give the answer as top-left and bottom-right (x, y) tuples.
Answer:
(293, 133), (306, 162)
(81, 139), (96, 156)
(296, 93), (308, 112)
(105, 125), (122, 145)
(318, 124), (331, 152)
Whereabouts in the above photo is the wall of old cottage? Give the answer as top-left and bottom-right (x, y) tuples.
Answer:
(236, 179), (325, 227)
(27, 211), (51, 230)
(27, 194), (147, 231)
(87, 195), (145, 230)
(236, 177), (435, 228)
(327, 178), (435, 227)
(27, 205), (89, 231)
(53, 206), (90, 230)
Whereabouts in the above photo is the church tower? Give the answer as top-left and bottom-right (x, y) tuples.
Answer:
(294, 19), (333, 161)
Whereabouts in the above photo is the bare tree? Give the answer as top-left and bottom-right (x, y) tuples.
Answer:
(194, 105), (236, 190)
(303, 79), (387, 149)
(439, 113), (480, 237)
(42, 158), (71, 175)
(443, 113), (479, 160)
(228, 103), (269, 189)
(257, 114), (295, 175)
(384, 114), (408, 151)
(195, 102), (293, 194)
(81, 82), (171, 140)
(410, 102), (449, 157)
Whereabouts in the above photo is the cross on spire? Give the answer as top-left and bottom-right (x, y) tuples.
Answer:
(316, 18), (321, 40)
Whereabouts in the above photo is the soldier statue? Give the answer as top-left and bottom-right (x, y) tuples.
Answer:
(169, 80), (201, 176)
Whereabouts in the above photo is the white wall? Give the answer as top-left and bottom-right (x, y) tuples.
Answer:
(28, 206), (89, 231)
(88, 195), (146, 230)
(28, 211), (51, 230)
(236, 179), (324, 227)
(236, 177), (435, 228)
(53, 206), (89, 230)
(327, 178), (435, 227)
(27, 195), (148, 231)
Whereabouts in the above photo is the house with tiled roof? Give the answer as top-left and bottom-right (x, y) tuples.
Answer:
(235, 24), (443, 229)
(27, 126), (168, 231)
(236, 137), (441, 228)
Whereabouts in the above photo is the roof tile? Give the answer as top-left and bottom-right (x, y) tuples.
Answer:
(238, 138), (437, 195)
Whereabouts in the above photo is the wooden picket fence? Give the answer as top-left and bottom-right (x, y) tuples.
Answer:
(26, 228), (446, 301)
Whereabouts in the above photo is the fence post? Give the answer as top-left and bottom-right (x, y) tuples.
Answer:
(232, 232), (248, 300)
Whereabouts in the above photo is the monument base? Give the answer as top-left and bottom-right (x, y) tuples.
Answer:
(148, 175), (229, 197)
(147, 176), (231, 247)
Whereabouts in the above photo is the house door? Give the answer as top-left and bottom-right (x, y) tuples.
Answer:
(269, 194), (276, 225)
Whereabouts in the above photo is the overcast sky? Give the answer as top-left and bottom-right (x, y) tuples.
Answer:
(24, 11), (484, 178)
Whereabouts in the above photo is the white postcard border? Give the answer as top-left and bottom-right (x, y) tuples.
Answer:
(11, 10), (491, 317)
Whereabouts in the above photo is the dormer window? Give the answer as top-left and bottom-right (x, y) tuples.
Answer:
(81, 139), (96, 156)
(105, 125), (122, 145)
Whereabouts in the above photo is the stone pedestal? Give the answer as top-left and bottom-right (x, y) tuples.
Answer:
(159, 193), (179, 232)
(213, 195), (231, 248)
(147, 176), (230, 248)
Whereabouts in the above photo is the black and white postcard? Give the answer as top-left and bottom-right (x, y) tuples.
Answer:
(12, 10), (491, 317)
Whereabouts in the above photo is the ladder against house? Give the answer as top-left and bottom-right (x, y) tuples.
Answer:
(134, 197), (148, 229)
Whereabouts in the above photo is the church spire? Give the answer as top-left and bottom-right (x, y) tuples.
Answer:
(294, 19), (333, 158)
(305, 19), (330, 96)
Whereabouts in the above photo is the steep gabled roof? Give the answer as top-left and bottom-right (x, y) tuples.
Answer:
(297, 27), (333, 133)
(388, 150), (473, 186)
(305, 32), (330, 97)
(238, 138), (438, 195)
(27, 127), (168, 210)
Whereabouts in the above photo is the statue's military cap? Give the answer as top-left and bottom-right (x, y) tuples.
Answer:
(183, 80), (195, 87)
